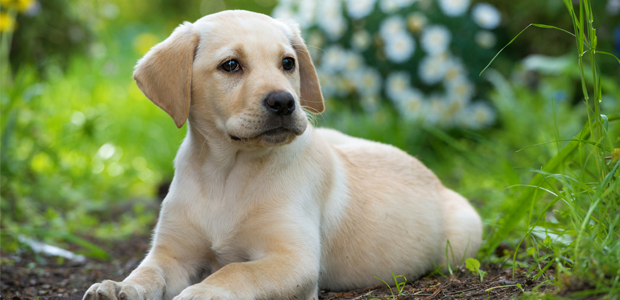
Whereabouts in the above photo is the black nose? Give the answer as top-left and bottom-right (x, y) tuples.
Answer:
(264, 91), (295, 116)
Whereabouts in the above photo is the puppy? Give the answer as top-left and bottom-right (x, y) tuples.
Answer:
(84, 10), (482, 300)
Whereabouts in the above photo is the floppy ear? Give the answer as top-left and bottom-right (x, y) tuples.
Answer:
(133, 22), (200, 128)
(278, 19), (325, 114)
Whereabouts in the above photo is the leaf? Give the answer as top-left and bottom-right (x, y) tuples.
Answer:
(612, 148), (620, 162)
(466, 258), (480, 272)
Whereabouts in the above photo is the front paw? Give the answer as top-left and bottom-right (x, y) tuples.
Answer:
(83, 280), (146, 300)
(173, 284), (236, 300)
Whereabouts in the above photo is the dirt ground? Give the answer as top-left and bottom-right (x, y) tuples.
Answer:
(1, 235), (552, 300)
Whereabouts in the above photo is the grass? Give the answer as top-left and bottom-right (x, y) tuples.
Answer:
(1, 0), (619, 298)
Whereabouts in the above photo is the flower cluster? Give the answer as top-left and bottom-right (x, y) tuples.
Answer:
(272, 0), (500, 129)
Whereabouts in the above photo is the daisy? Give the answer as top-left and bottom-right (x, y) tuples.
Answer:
(396, 0), (418, 7)
(445, 75), (475, 103)
(418, 54), (449, 85)
(344, 51), (364, 72)
(475, 30), (496, 49)
(321, 45), (348, 73)
(297, 0), (317, 28)
(385, 72), (412, 102)
(346, 0), (376, 19)
(384, 32), (416, 63)
(407, 12), (427, 33)
(380, 15), (406, 37)
(457, 102), (496, 129)
(421, 25), (451, 55)
(472, 3), (501, 30)
(443, 58), (466, 81)
(380, 0), (400, 13)
(318, 0), (347, 40)
(438, 0), (470, 17)
(272, 5), (295, 20)
(354, 68), (382, 96)
(395, 88), (425, 121)
(351, 30), (372, 51)
(422, 94), (446, 126)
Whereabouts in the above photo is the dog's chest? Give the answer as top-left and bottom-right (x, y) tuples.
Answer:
(192, 181), (258, 265)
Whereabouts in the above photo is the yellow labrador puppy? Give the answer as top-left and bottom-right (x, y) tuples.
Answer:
(84, 10), (481, 300)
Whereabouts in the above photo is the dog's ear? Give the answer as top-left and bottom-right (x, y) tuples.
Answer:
(133, 22), (200, 128)
(278, 19), (325, 114)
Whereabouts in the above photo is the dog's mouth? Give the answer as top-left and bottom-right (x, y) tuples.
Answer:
(230, 127), (293, 141)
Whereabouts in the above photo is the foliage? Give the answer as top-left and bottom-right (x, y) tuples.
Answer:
(465, 258), (486, 282)
(370, 271), (407, 300)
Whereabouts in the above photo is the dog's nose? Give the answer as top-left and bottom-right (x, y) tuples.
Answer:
(264, 91), (295, 116)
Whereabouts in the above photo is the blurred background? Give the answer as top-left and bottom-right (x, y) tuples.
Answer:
(1, 0), (620, 291)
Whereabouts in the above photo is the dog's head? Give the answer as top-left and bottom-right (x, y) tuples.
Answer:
(133, 10), (324, 147)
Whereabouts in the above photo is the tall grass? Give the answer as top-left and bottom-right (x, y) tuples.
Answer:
(479, 0), (620, 295)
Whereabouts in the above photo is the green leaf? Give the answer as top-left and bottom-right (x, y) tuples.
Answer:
(466, 258), (480, 272)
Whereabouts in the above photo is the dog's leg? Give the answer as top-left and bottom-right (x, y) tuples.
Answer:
(83, 218), (206, 300)
(173, 218), (321, 300)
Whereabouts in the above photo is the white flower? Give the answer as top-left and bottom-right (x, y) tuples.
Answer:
(385, 32), (416, 63)
(407, 12), (427, 33)
(320, 46), (348, 74)
(422, 94), (446, 126)
(380, 15), (406, 37)
(272, 5), (295, 20)
(395, 88), (425, 121)
(418, 54), (449, 85)
(344, 51), (364, 72)
(351, 30), (372, 51)
(297, 0), (318, 28)
(421, 25), (451, 55)
(472, 3), (501, 30)
(346, 0), (376, 19)
(457, 102), (495, 129)
(443, 93), (469, 127)
(475, 30), (496, 49)
(318, 0), (347, 40)
(361, 94), (381, 112)
(380, 0), (400, 13)
(443, 57), (466, 81)
(385, 72), (412, 102)
(354, 68), (382, 95)
(396, 0), (418, 8)
(445, 75), (475, 102)
(438, 0), (470, 17)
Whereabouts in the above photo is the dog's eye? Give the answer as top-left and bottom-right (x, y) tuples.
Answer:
(220, 59), (240, 72)
(282, 57), (295, 71)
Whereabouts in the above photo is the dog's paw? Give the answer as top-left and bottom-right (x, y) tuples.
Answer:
(82, 280), (146, 300)
(172, 284), (236, 300)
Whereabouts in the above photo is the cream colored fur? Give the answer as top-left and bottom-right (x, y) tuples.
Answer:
(83, 10), (482, 300)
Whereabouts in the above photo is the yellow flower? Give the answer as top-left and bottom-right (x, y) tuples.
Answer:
(133, 33), (159, 55)
(0, 0), (35, 12)
(0, 12), (16, 32)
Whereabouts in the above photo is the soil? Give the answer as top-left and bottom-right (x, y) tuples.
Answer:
(1, 235), (553, 300)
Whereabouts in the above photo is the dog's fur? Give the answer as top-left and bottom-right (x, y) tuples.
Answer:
(84, 10), (482, 300)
